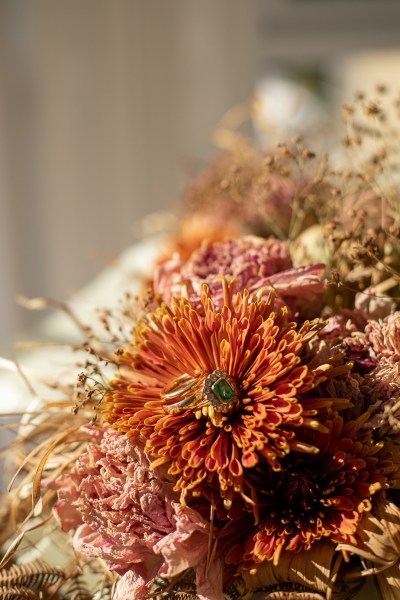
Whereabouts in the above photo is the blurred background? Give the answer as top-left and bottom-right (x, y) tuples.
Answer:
(1, 0), (400, 351)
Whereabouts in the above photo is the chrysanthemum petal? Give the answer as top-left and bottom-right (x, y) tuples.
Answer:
(103, 280), (347, 514)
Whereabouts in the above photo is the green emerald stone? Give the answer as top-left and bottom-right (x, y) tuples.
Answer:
(213, 378), (235, 403)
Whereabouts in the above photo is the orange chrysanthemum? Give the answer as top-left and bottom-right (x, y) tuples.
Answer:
(103, 281), (348, 512)
(223, 415), (400, 569)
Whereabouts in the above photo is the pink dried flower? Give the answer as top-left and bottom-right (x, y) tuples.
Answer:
(153, 236), (326, 319)
(301, 323), (368, 421)
(362, 313), (400, 435)
(365, 312), (400, 362)
(154, 236), (290, 301)
(317, 312), (376, 373)
(47, 428), (222, 600)
(315, 312), (400, 430)
(318, 315), (360, 344)
(365, 360), (400, 435)
(332, 320), (372, 368)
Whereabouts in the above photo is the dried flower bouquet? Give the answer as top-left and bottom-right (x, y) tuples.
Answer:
(2, 91), (400, 599)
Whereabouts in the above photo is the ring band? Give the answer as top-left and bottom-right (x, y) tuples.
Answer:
(160, 374), (199, 400)
(163, 392), (200, 412)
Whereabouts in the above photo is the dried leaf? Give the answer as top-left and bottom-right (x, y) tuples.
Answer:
(242, 541), (340, 599)
(7, 424), (78, 514)
(251, 589), (325, 600)
(0, 511), (53, 570)
(59, 573), (93, 600)
(375, 570), (400, 600)
(0, 532), (26, 570)
(0, 587), (38, 599)
(373, 499), (400, 565)
(0, 560), (65, 591)
(339, 497), (400, 600)
(31, 427), (78, 510)
(337, 497), (400, 573)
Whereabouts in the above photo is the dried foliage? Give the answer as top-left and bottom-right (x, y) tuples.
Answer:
(0, 588), (38, 600)
(178, 89), (400, 318)
(5, 90), (400, 599)
(0, 559), (94, 599)
(251, 587), (326, 600)
(0, 560), (65, 590)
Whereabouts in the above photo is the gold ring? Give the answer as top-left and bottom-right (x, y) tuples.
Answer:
(160, 374), (199, 400)
(203, 370), (238, 414)
(161, 370), (239, 415)
(163, 392), (201, 412)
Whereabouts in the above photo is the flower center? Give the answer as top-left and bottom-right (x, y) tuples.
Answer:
(278, 468), (321, 514)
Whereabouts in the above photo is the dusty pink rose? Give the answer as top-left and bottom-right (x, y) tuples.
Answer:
(317, 313), (375, 372)
(365, 360), (400, 436)
(47, 428), (223, 600)
(316, 297), (394, 373)
(314, 312), (400, 431)
(153, 236), (326, 319)
(365, 312), (400, 362)
(362, 313), (400, 436)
